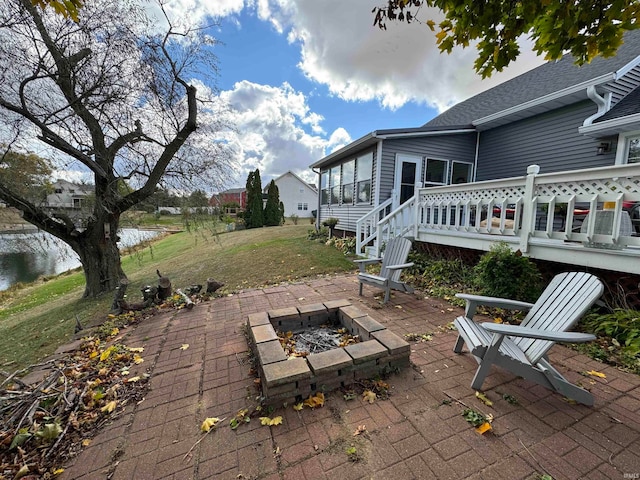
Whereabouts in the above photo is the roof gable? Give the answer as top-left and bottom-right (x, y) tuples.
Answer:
(425, 30), (640, 129)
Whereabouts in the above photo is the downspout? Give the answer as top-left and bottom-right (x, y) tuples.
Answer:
(312, 167), (321, 230)
(473, 130), (480, 182)
(582, 85), (611, 127)
(374, 139), (383, 206)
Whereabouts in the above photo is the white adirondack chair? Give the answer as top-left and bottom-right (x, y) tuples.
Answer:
(354, 237), (414, 304)
(453, 271), (604, 406)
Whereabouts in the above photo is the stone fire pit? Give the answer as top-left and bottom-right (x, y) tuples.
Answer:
(247, 299), (410, 406)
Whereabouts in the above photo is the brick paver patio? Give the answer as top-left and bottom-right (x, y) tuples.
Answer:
(60, 274), (640, 479)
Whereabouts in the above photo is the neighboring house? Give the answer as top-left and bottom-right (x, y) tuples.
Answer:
(310, 30), (640, 235)
(264, 171), (318, 218)
(45, 179), (92, 210)
(209, 187), (247, 214)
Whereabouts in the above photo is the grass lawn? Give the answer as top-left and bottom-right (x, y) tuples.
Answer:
(0, 224), (355, 371)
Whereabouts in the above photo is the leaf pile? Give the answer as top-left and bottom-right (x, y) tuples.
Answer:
(0, 337), (150, 478)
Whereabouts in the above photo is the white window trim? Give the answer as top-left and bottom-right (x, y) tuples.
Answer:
(615, 130), (640, 165)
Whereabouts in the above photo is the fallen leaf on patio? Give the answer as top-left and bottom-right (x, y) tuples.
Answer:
(100, 346), (115, 362)
(180, 344), (189, 351)
(395, 305), (403, 309)
(362, 390), (376, 404)
(493, 317), (503, 324)
(201, 417), (220, 433)
(475, 422), (492, 435)
(82, 439), (92, 447)
(101, 400), (117, 413)
(475, 391), (493, 407)
(585, 370), (606, 378)
(293, 402), (304, 411)
(260, 416), (283, 426)
(53, 468), (65, 475)
(133, 354), (144, 364)
(353, 425), (367, 436)
(303, 392), (325, 408)
(127, 376), (140, 383)
(128, 347), (144, 352)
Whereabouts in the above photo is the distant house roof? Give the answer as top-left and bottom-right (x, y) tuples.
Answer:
(220, 187), (245, 194)
(425, 30), (640, 130)
(265, 171), (318, 193)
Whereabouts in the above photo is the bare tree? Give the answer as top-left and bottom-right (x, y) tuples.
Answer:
(0, 0), (232, 297)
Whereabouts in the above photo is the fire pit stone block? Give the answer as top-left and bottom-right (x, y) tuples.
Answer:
(323, 299), (352, 319)
(248, 311), (270, 328)
(297, 303), (330, 328)
(352, 316), (386, 340)
(256, 340), (288, 365)
(251, 324), (278, 344)
(338, 305), (368, 331)
(344, 340), (389, 364)
(269, 307), (303, 332)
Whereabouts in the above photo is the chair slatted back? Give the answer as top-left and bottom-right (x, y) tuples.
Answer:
(380, 237), (412, 283)
(515, 272), (604, 364)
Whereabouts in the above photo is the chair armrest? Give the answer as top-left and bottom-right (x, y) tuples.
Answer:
(354, 258), (382, 273)
(481, 322), (596, 343)
(386, 262), (414, 271)
(455, 293), (534, 319)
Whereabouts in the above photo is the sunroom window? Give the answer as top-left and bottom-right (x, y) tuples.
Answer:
(356, 154), (372, 203)
(342, 160), (354, 204)
(330, 166), (340, 204)
(320, 170), (329, 204)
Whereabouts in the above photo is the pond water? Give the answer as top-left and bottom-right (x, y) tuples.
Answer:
(0, 228), (160, 291)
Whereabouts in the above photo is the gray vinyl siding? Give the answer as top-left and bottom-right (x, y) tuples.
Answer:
(378, 133), (477, 200)
(476, 100), (617, 180)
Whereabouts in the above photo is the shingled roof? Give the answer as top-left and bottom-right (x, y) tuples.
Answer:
(425, 30), (640, 128)
(597, 82), (640, 123)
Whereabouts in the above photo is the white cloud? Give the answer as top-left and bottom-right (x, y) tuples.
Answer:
(219, 80), (350, 188)
(249, 1), (545, 113)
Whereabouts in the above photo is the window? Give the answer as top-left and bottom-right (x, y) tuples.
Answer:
(424, 159), (473, 186)
(342, 160), (354, 204)
(451, 161), (473, 184)
(356, 154), (372, 203)
(299, 187), (304, 193)
(330, 166), (340, 204)
(627, 136), (640, 164)
(54, 188), (63, 194)
(424, 159), (448, 186)
(297, 203), (308, 211)
(320, 170), (329, 204)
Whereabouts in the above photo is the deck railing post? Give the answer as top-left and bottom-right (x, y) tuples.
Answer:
(519, 164), (540, 252)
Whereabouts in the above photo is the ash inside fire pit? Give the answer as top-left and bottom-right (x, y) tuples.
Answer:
(278, 326), (359, 357)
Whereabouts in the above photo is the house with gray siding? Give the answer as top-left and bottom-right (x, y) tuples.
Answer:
(310, 30), (640, 236)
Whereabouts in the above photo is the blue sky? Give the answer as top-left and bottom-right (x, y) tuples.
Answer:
(214, 12), (438, 140)
(160, 1), (545, 190)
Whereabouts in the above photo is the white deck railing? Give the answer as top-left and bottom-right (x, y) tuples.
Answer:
(364, 164), (640, 274)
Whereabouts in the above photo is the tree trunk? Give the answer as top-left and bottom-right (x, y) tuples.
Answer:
(74, 218), (126, 298)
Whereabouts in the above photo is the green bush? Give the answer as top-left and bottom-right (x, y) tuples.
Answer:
(581, 309), (640, 357)
(473, 242), (542, 303)
(326, 236), (357, 255)
(307, 226), (329, 241)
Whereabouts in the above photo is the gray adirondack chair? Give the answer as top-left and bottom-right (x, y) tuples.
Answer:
(453, 271), (604, 406)
(354, 237), (414, 304)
